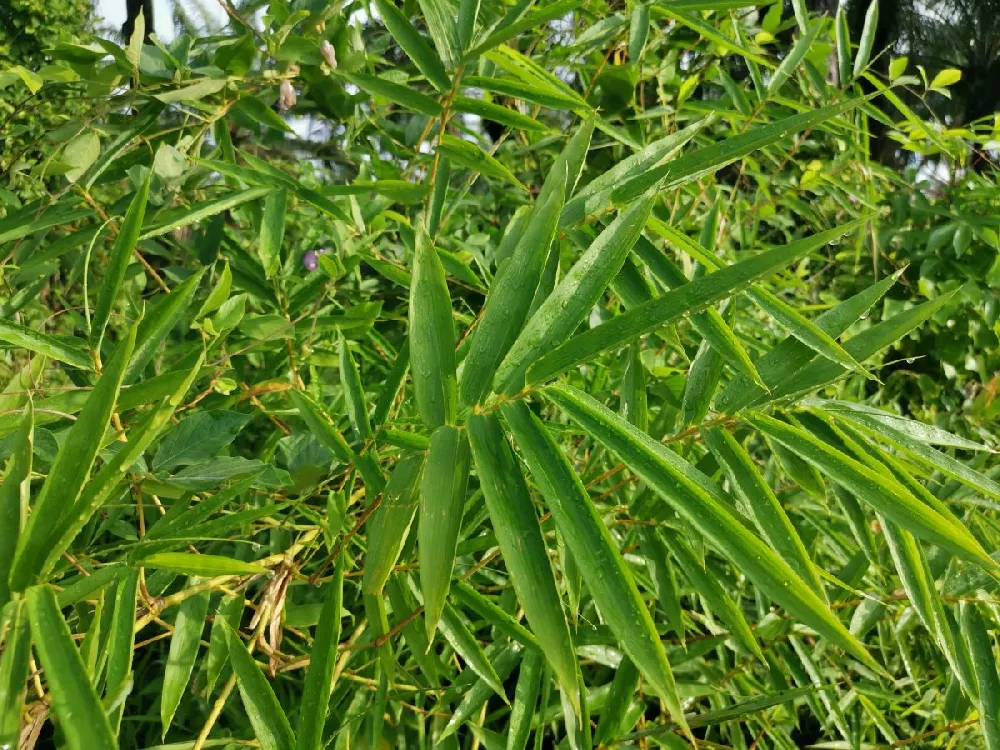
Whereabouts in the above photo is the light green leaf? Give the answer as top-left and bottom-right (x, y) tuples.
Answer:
(0, 319), (92, 370)
(160, 586), (210, 734)
(141, 552), (269, 577)
(0, 403), (32, 609)
(362, 452), (424, 595)
(259, 188), (287, 279)
(372, 0), (451, 92)
(440, 601), (509, 701)
(852, 0), (879, 77)
(340, 71), (442, 116)
(436, 134), (527, 192)
(223, 624), (296, 750)
(153, 78), (227, 103)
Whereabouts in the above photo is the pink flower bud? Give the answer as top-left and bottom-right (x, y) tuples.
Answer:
(321, 40), (337, 70)
(303, 250), (319, 270)
(278, 79), (297, 112)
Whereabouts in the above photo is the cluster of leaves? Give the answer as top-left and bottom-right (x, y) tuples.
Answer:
(2, 1), (1000, 749)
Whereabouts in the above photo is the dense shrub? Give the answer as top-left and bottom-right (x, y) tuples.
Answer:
(1, 1), (1000, 749)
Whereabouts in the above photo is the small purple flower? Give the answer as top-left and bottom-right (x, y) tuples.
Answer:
(303, 250), (319, 270)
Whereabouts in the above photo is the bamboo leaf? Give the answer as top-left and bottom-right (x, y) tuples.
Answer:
(0, 319), (92, 370)
(961, 601), (1000, 749)
(338, 332), (372, 440)
(26, 585), (117, 750)
(223, 624), (296, 750)
(416, 0), (460, 69)
(372, 0), (450, 91)
(259, 188), (287, 279)
(205, 593), (244, 696)
(507, 647), (543, 750)
(436, 135), (527, 191)
(141, 552), (269, 577)
(340, 71), (442, 116)
(139, 188), (271, 240)
(544, 384), (878, 670)
(440, 601), (509, 701)
(362, 452), (424, 595)
(126, 269), (204, 382)
(288, 390), (353, 464)
(160, 586), (210, 734)
(105, 569), (139, 732)
(0, 600), (30, 746)
(0, 402), (32, 609)
(467, 413), (580, 714)
(465, 0), (587, 59)
(853, 0), (879, 77)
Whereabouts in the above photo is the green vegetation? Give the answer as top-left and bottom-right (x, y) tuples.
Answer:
(2, 0), (1000, 748)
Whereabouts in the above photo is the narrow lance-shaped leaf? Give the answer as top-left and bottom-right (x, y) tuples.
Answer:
(297, 553), (344, 750)
(438, 645), (523, 740)
(853, 0), (880, 77)
(680, 318), (726, 426)
(339, 71), (442, 116)
(961, 601), (1000, 750)
(501, 401), (690, 736)
(440, 601), (509, 701)
(459, 165), (568, 405)
(417, 0), (460, 69)
(660, 527), (763, 660)
(141, 552), (269, 577)
(0, 401), (31, 609)
(0, 319), (93, 371)
(9, 325), (136, 593)
(419, 425), (471, 638)
(338, 332), (372, 440)
(702, 426), (825, 598)
(161, 586), (210, 734)
(91, 169), (151, 349)
(0, 600), (30, 747)
(836, 7), (852, 84)
(436, 134), (527, 191)
(125, 269), (205, 382)
(747, 413), (996, 571)
(259, 188), (287, 279)
(223, 624), (296, 750)
(372, 0), (451, 91)
(410, 225), (457, 428)
(594, 657), (640, 745)
(507, 648), (543, 750)
(457, 0), (480, 51)
(452, 579), (540, 651)
(767, 20), (824, 96)
(362, 452), (424, 595)
(105, 569), (139, 733)
(26, 585), (117, 750)
(529, 218), (870, 385)
(544, 384), (879, 670)
(289, 389), (353, 463)
(496, 191), (656, 395)
(206, 593), (244, 696)
(467, 413), (580, 714)
(139, 187), (271, 240)
(465, 0), (586, 59)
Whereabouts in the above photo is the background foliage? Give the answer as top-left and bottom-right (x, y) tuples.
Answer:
(2, 0), (1000, 749)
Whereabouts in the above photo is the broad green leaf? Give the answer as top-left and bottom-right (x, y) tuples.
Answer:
(9, 326), (135, 592)
(560, 118), (708, 227)
(26, 585), (116, 750)
(161, 586), (210, 734)
(715, 271), (900, 412)
(467, 413), (580, 714)
(223, 624), (296, 750)
(629, 5), (650, 61)
(141, 552), (269, 577)
(153, 410), (249, 472)
(0, 319), (92, 370)
(611, 98), (867, 205)
(440, 601), (508, 701)
(340, 71), (442, 116)
(339, 332), (372, 439)
(703, 426), (824, 597)
(297, 554), (344, 750)
(544, 384), (878, 670)
(0, 403), (31, 609)
(140, 188), (271, 240)
(962, 601), (1000, 749)
(459, 164), (567, 405)
(529, 219), (869, 385)
(288, 390), (353, 463)
(495, 191), (656, 394)
(931, 68), (962, 88)
(205, 593), (244, 696)
(91, 170), (151, 349)
(0, 600), (30, 746)
(161, 456), (285, 491)
(362, 452), (424, 595)
(259, 188), (287, 278)
(372, 0), (451, 92)
(419, 425), (471, 638)
(410, 225), (457, 428)
(126, 269), (204, 382)
(660, 527), (763, 660)
(436, 134), (527, 191)
(502, 400), (690, 737)
(747, 413), (995, 570)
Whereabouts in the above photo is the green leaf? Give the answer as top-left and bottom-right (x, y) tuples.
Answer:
(105, 569), (139, 732)
(459, 164), (568, 406)
(767, 20), (823, 96)
(26, 585), (116, 750)
(153, 410), (250, 472)
(961, 601), (1000, 750)
(594, 657), (640, 745)
(0, 319), (92, 370)
(467, 413), (580, 714)
(507, 647), (543, 750)
(296, 554), (344, 750)
(419, 425), (471, 638)
(91, 170), (151, 349)
(153, 78), (226, 103)
(502, 400), (690, 737)
(528, 218), (870, 385)
(438, 644), (523, 740)
(611, 98), (867, 205)
(453, 95), (547, 132)
(160, 586), (210, 734)
(206, 593), (244, 696)
(362, 452), (424, 595)
(462, 75), (587, 111)
(288, 390), (353, 464)
(457, 0), (480, 51)
(372, 0), (451, 92)
(338, 332), (372, 440)
(259, 188), (288, 279)
(495, 191), (656, 395)
(436, 134), (527, 192)
(440, 601), (509, 700)
(340, 71), (442, 116)
(650, 6), (769, 65)
(141, 552), (269, 577)
(0, 403), (32, 609)
(483, 46), (590, 112)
(416, 0), (460, 69)
(836, 9), (851, 84)
(702, 426), (825, 598)
(126, 269), (205, 382)
(930, 68), (962, 88)
(0, 600), (30, 746)
(852, 0), (879, 76)
(747, 413), (995, 570)
(223, 624), (296, 750)
(544, 384), (878, 671)
(628, 5), (650, 62)
(410, 225), (458, 428)
(680, 330), (725, 426)
(451, 580), (540, 651)
(465, 0), (586, 59)
(9, 326), (135, 592)
(140, 188), (271, 240)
